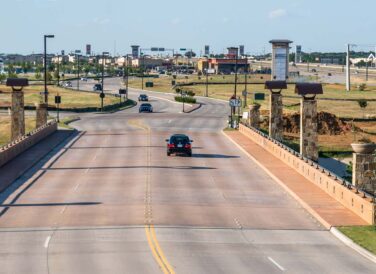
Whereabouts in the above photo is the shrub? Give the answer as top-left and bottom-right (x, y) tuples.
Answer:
(174, 96), (196, 104)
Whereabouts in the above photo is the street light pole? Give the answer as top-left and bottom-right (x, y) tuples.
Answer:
(76, 50), (81, 90)
(43, 34), (54, 104)
(56, 53), (60, 86)
(126, 54), (129, 100)
(141, 52), (144, 90)
(205, 56), (209, 97)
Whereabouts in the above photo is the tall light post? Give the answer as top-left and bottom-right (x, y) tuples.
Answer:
(346, 44), (351, 91)
(43, 34), (54, 104)
(101, 52), (109, 111)
(205, 56), (209, 97)
(75, 50), (81, 90)
(125, 54), (130, 100)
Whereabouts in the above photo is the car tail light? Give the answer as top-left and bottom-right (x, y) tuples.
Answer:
(185, 144), (191, 149)
(168, 144), (175, 148)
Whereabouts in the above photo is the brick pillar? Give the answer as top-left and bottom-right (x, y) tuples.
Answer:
(36, 103), (48, 128)
(11, 90), (25, 140)
(300, 98), (318, 161)
(269, 92), (283, 141)
(352, 153), (375, 191)
(249, 104), (260, 129)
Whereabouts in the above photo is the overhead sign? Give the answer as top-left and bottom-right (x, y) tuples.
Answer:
(151, 47), (159, 51)
(180, 48), (187, 51)
(229, 99), (241, 107)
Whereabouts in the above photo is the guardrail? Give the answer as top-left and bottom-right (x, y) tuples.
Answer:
(0, 120), (58, 168)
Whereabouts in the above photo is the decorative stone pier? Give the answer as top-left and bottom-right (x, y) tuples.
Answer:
(36, 103), (48, 128)
(249, 104), (260, 128)
(295, 83), (323, 162)
(351, 143), (376, 192)
(265, 81), (287, 142)
(11, 90), (25, 140)
(6, 78), (29, 141)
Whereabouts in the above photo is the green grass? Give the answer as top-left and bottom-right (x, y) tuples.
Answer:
(0, 116), (36, 146)
(338, 226), (376, 254)
(0, 85), (119, 109)
(126, 75), (376, 119)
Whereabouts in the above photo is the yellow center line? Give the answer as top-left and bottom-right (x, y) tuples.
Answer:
(128, 119), (175, 274)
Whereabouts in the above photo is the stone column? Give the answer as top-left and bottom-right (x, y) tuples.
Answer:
(249, 104), (260, 129)
(269, 92), (283, 141)
(36, 103), (48, 128)
(300, 98), (318, 161)
(11, 90), (25, 140)
(352, 152), (375, 190)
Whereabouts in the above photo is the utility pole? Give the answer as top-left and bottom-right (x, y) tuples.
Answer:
(346, 44), (351, 91)
(243, 58), (248, 107)
(56, 53), (60, 86)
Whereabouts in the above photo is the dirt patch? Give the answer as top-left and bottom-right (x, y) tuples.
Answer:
(261, 111), (351, 135)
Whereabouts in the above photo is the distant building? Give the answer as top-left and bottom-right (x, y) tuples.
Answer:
(295, 45), (302, 63)
(0, 58), (4, 73)
(132, 57), (171, 69)
(197, 58), (248, 74)
(227, 47), (239, 58)
(131, 45), (140, 58)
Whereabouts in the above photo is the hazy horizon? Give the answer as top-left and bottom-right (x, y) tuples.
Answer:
(1, 0), (375, 55)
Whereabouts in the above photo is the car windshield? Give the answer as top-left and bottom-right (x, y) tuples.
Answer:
(141, 104), (151, 107)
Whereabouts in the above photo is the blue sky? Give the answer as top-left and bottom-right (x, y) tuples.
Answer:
(1, 0), (375, 55)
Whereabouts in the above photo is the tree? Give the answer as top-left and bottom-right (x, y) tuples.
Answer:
(185, 51), (196, 58)
(357, 99), (368, 118)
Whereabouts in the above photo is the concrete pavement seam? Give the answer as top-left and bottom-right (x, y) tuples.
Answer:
(221, 130), (332, 230)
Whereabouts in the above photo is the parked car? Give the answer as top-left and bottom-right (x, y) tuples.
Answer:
(93, 83), (102, 91)
(139, 103), (153, 113)
(166, 134), (193, 157)
(81, 77), (88, 81)
(138, 94), (149, 101)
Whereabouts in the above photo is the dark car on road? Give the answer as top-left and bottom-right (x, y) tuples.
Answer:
(166, 134), (193, 157)
(139, 103), (153, 113)
(138, 94), (149, 101)
(93, 83), (102, 91)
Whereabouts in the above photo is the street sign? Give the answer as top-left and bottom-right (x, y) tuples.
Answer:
(100, 93), (105, 99)
(242, 112), (248, 119)
(254, 93), (265, 100)
(55, 95), (61, 104)
(242, 90), (247, 96)
(229, 99), (241, 107)
(119, 89), (127, 95)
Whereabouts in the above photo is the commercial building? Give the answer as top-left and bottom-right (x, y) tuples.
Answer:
(197, 58), (248, 74)
(132, 57), (172, 69)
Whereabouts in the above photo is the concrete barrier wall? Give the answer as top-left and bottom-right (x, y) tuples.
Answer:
(0, 121), (58, 168)
(239, 124), (375, 225)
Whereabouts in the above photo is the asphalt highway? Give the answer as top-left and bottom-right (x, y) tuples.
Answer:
(0, 78), (375, 273)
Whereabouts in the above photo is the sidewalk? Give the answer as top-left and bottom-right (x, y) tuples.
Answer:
(225, 130), (368, 227)
(0, 130), (74, 193)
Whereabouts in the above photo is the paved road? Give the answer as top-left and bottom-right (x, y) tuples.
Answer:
(1, 78), (375, 273)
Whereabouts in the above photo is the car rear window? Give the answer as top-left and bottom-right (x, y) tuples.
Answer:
(171, 136), (189, 143)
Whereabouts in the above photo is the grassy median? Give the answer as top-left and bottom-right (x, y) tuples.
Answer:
(0, 85), (119, 109)
(338, 226), (376, 255)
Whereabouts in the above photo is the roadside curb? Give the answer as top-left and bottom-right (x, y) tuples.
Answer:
(221, 130), (332, 230)
(330, 227), (376, 264)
